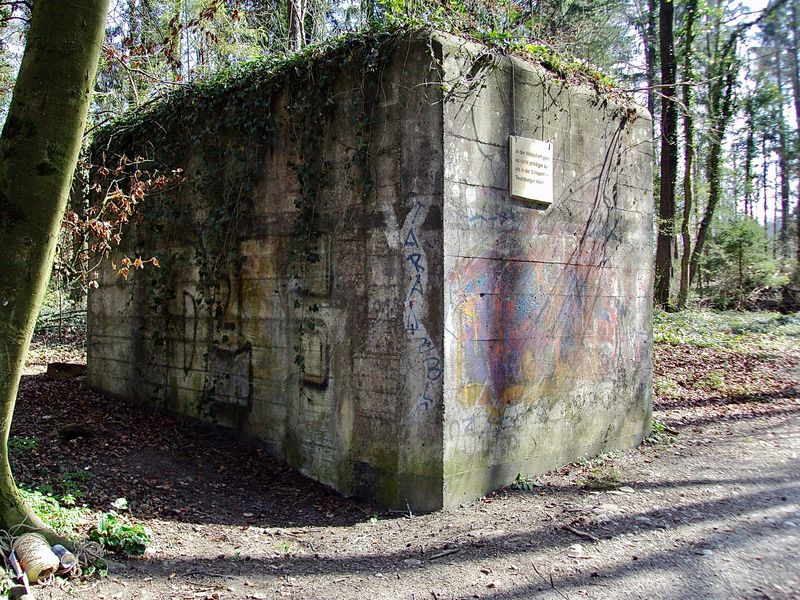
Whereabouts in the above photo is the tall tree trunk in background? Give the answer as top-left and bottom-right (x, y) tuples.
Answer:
(127, 0), (142, 105)
(773, 42), (791, 256)
(128, 0), (140, 44)
(677, 0), (698, 309)
(168, 0), (184, 77)
(633, 0), (659, 200)
(288, 0), (306, 51)
(655, 0), (678, 307)
(686, 0), (784, 285)
(646, 0), (658, 119)
(788, 0), (800, 262)
(762, 136), (770, 251)
(743, 97), (756, 217)
(643, 0), (658, 152)
(0, 0), (108, 540)
(690, 61), (737, 286)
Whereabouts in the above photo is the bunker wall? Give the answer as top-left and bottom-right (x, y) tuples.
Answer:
(88, 34), (445, 511)
(87, 31), (654, 512)
(438, 36), (654, 507)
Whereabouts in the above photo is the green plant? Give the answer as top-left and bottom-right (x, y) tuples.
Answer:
(89, 511), (152, 556)
(511, 473), (535, 492)
(274, 541), (296, 554)
(21, 488), (92, 537)
(80, 560), (109, 579)
(654, 377), (682, 398)
(705, 370), (726, 393)
(0, 569), (12, 597)
(646, 419), (677, 445)
(60, 469), (91, 498)
(8, 436), (37, 452)
(577, 466), (621, 491)
(651, 419), (667, 435)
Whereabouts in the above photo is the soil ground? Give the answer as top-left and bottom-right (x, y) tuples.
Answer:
(10, 327), (800, 600)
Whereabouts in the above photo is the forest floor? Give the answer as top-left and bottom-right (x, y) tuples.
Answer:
(9, 310), (800, 600)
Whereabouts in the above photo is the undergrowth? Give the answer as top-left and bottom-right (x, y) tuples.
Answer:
(645, 419), (677, 445)
(89, 510), (152, 557)
(21, 489), (92, 536)
(20, 489), (151, 557)
(654, 309), (800, 351)
(577, 466), (621, 490)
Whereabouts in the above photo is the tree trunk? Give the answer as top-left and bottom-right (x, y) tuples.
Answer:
(646, 0), (658, 119)
(677, 0), (698, 309)
(738, 246), (744, 309)
(788, 0), (800, 262)
(762, 136), (769, 246)
(655, 0), (678, 307)
(689, 59), (737, 286)
(287, 0), (306, 51)
(773, 42), (791, 257)
(0, 0), (108, 541)
(743, 99), (755, 217)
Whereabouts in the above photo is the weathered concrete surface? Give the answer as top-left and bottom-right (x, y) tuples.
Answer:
(438, 35), (654, 507)
(87, 31), (653, 512)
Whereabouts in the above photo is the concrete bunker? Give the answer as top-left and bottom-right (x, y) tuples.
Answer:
(87, 30), (654, 512)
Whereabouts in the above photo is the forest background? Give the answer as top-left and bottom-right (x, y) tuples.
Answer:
(0, 2), (797, 588)
(0, 0), (796, 315)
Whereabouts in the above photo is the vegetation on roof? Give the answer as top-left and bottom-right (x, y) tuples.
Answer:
(90, 22), (626, 153)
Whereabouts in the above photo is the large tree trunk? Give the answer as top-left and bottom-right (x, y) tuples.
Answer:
(689, 63), (737, 286)
(646, 0), (658, 119)
(788, 0), (800, 263)
(655, 0), (678, 307)
(677, 0), (698, 309)
(0, 0), (108, 540)
(287, 0), (306, 51)
(773, 42), (791, 257)
(743, 99), (756, 218)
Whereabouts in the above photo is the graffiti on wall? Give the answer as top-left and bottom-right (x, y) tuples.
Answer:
(401, 198), (443, 417)
(448, 206), (636, 424)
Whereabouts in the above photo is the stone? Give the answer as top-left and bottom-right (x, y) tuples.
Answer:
(46, 362), (86, 380)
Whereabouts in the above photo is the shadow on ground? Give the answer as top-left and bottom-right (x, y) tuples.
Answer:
(11, 374), (375, 528)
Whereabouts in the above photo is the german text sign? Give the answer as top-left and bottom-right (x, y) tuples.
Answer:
(509, 136), (553, 205)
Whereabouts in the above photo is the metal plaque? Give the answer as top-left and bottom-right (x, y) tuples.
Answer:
(509, 135), (553, 206)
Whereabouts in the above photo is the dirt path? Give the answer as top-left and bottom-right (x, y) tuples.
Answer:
(13, 342), (800, 600)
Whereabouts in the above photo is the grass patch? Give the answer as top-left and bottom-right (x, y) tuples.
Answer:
(654, 377), (682, 398)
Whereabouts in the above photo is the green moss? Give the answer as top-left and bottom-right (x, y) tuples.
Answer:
(519, 43), (620, 92)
